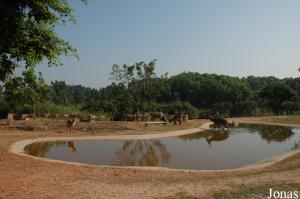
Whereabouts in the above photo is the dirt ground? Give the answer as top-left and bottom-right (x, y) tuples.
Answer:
(0, 117), (300, 199)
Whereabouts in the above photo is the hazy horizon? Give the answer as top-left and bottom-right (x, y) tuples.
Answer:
(35, 0), (300, 89)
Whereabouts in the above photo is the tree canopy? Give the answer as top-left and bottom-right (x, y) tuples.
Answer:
(0, 61), (299, 119)
(0, 0), (86, 81)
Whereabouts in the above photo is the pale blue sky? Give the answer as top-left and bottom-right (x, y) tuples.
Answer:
(37, 0), (300, 88)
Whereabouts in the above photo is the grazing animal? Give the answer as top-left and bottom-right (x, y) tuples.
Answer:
(66, 117), (79, 133)
(7, 113), (14, 126)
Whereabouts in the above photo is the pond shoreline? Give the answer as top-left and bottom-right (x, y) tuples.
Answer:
(9, 120), (300, 172)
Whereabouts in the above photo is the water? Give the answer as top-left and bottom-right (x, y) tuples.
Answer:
(24, 124), (300, 170)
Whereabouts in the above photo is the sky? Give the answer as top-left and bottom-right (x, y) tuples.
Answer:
(36, 0), (300, 89)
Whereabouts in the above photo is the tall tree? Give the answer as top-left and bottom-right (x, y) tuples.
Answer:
(259, 83), (295, 115)
(0, 0), (86, 81)
(51, 81), (69, 105)
(4, 68), (50, 117)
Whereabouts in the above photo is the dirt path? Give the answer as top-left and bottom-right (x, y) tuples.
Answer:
(0, 118), (300, 199)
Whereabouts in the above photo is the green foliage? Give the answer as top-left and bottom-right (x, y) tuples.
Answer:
(3, 67), (50, 114)
(169, 72), (253, 116)
(0, 0), (87, 81)
(51, 80), (69, 105)
(36, 101), (82, 117)
(0, 60), (299, 119)
(259, 83), (295, 115)
(161, 101), (200, 119)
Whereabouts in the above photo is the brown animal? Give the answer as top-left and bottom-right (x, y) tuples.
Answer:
(51, 113), (59, 121)
(7, 113), (14, 126)
(66, 117), (79, 133)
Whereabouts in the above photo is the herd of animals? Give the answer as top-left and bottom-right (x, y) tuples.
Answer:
(5, 111), (235, 133)
(5, 112), (190, 133)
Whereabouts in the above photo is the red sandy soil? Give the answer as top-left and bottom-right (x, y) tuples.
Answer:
(0, 118), (299, 199)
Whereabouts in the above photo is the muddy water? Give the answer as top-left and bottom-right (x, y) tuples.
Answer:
(24, 124), (300, 170)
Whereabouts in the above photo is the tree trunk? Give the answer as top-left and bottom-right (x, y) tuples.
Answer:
(33, 103), (36, 120)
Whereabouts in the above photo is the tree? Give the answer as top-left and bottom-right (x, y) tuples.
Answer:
(259, 83), (295, 115)
(4, 68), (50, 117)
(51, 81), (70, 105)
(0, 0), (86, 81)
(110, 60), (161, 114)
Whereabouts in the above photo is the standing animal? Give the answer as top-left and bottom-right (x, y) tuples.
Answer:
(66, 117), (79, 133)
(7, 113), (14, 126)
(51, 113), (59, 121)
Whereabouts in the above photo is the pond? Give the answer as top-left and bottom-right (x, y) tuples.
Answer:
(24, 124), (300, 170)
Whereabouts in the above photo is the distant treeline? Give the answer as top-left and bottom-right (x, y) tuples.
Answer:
(0, 62), (299, 119)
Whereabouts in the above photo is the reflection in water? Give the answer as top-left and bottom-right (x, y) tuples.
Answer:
(206, 132), (229, 146)
(25, 141), (77, 156)
(115, 140), (171, 166)
(292, 135), (300, 150)
(67, 141), (77, 152)
(240, 124), (294, 143)
(24, 124), (300, 170)
(179, 131), (211, 141)
(24, 141), (65, 157)
(179, 130), (230, 146)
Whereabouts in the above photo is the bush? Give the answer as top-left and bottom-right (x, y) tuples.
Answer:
(161, 101), (200, 119)
(36, 101), (83, 118)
